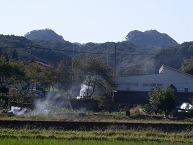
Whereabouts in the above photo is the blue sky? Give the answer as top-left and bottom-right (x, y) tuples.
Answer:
(0, 0), (193, 44)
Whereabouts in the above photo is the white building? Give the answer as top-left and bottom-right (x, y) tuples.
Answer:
(114, 65), (193, 93)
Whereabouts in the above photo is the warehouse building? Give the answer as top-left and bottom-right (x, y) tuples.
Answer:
(114, 65), (193, 106)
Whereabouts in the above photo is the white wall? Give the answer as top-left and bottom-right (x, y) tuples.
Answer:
(114, 65), (193, 92)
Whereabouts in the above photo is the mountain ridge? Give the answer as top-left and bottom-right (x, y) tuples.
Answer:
(24, 29), (178, 48)
(24, 28), (64, 41)
(125, 29), (178, 48)
(1, 29), (191, 76)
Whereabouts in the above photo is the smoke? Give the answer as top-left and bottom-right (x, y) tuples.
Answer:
(80, 84), (88, 97)
(9, 92), (75, 118)
(77, 84), (93, 99)
(8, 84), (90, 117)
(33, 92), (73, 116)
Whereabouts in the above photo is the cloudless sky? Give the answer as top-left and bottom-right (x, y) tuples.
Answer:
(0, 0), (193, 44)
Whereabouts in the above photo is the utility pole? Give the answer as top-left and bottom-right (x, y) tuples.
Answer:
(161, 46), (165, 65)
(107, 47), (109, 65)
(114, 45), (116, 77)
(72, 43), (75, 80)
(72, 43), (74, 71)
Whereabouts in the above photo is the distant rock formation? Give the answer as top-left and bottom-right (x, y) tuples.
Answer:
(24, 28), (63, 40)
(125, 30), (178, 48)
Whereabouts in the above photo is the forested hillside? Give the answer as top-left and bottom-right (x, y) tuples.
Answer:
(30, 39), (161, 76)
(0, 35), (68, 65)
(1, 28), (192, 76)
(146, 41), (193, 73)
(0, 34), (160, 75)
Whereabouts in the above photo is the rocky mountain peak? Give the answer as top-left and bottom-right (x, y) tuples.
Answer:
(125, 30), (178, 48)
(24, 28), (64, 40)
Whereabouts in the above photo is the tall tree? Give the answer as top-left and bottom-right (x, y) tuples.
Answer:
(73, 56), (115, 98)
(55, 57), (72, 91)
(149, 87), (175, 117)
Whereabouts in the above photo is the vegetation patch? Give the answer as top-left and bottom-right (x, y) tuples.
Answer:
(0, 127), (193, 144)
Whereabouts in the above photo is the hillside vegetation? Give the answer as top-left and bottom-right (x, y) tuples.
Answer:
(0, 35), (68, 65)
(147, 41), (193, 73)
(1, 29), (193, 76)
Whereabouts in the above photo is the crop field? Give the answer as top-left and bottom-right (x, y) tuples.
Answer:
(1, 138), (193, 145)
(1, 107), (193, 144)
(1, 110), (193, 123)
(0, 126), (193, 145)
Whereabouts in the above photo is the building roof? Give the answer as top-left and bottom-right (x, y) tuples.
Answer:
(161, 64), (193, 78)
(115, 64), (193, 78)
(33, 61), (53, 68)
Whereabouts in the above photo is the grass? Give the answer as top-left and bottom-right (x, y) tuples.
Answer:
(1, 138), (193, 145)
(1, 111), (193, 124)
(0, 127), (193, 144)
(1, 107), (193, 144)
(1, 104), (193, 124)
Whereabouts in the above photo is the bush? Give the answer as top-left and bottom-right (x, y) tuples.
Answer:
(141, 105), (152, 114)
(149, 87), (175, 117)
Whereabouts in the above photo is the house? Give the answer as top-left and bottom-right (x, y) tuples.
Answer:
(114, 65), (193, 106)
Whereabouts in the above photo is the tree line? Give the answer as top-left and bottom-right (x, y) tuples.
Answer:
(0, 55), (115, 97)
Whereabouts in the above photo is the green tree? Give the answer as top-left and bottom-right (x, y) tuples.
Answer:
(73, 56), (115, 98)
(181, 57), (193, 75)
(25, 61), (55, 88)
(11, 49), (19, 60)
(25, 62), (42, 82)
(98, 92), (118, 111)
(0, 56), (25, 86)
(55, 57), (72, 91)
(40, 65), (56, 88)
(149, 87), (175, 117)
(25, 57), (72, 92)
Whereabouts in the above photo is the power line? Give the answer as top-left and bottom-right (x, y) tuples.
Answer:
(1, 45), (193, 56)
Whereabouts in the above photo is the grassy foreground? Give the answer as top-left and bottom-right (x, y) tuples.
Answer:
(0, 138), (192, 145)
(0, 127), (193, 144)
(1, 106), (193, 144)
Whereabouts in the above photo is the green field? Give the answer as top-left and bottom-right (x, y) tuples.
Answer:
(1, 108), (193, 145)
(0, 127), (193, 145)
(0, 138), (193, 145)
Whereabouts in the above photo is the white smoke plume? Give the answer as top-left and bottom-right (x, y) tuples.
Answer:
(9, 92), (74, 118)
(77, 84), (93, 99)
(33, 92), (73, 116)
(80, 84), (88, 97)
